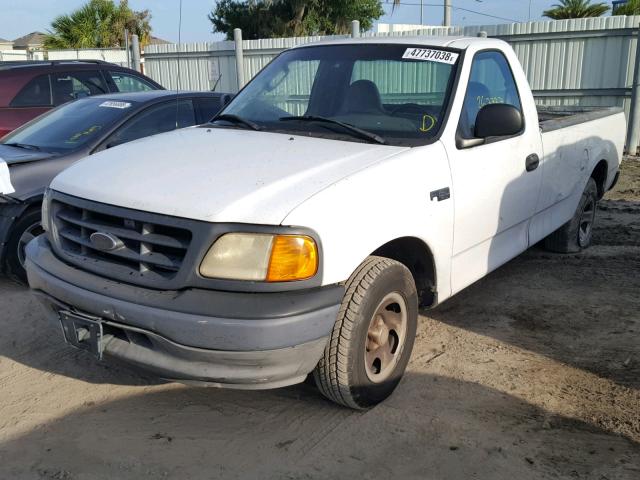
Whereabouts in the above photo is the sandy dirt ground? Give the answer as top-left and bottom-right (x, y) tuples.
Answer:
(0, 160), (639, 479)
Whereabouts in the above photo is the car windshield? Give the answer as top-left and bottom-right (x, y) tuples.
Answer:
(219, 44), (460, 146)
(1, 97), (137, 153)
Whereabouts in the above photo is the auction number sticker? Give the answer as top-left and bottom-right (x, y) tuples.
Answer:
(99, 101), (132, 109)
(402, 48), (459, 65)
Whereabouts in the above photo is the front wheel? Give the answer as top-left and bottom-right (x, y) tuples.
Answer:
(314, 256), (418, 410)
(4, 208), (44, 284)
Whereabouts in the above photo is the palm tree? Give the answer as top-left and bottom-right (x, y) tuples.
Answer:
(613, 0), (640, 15)
(543, 0), (609, 19)
(44, 0), (151, 49)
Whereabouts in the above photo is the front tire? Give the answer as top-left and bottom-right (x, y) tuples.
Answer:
(544, 178), (598, 253)
(4, 208), (43, 284)
(314, 256), (418, 410)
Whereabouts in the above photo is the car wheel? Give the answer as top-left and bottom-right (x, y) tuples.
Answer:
(5, 208), (43, 284)
(544, 178), (598, 254)
(313, 256), (418, 410)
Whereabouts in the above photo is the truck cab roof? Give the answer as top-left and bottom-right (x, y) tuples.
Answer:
(291, 35), (506, 51)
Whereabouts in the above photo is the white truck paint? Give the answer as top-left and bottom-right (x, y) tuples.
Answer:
(28, 37), (625, 408)
(0, 159), (14, 194)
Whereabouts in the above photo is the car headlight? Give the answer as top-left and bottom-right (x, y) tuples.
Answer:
(200, 232), (318, 282)
(41, 188), (52, 232)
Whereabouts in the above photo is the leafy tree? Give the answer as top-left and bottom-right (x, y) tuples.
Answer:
(613, 0), (640, 15)
(44, 0), (151, 49)
(542, 0), (609, 19)
(209, 0), (385, 40)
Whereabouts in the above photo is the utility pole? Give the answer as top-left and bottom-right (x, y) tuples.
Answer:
(444, 0), (452, 27)
(420, 0), (424, 25)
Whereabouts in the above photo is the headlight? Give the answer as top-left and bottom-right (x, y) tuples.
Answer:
(200, 233), (318, 282)
(41, 188), (52, 232)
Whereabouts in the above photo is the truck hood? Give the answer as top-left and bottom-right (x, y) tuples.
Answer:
(51, 127), (408, 224)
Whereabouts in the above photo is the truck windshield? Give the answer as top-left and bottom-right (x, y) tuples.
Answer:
(1, 98), (136, 153)
(218, 44), (460, 147)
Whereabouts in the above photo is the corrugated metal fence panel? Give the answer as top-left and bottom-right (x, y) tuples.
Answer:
(47, 48), (128, 66)
(241, 36), (339, 86)
(143, 16), (640, 120)
(144, 41), (239, 93)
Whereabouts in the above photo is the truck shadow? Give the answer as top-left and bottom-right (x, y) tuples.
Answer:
(425, 231), (640, 392)
(0, 373), (637, 480)
(0, 277), (160, 386)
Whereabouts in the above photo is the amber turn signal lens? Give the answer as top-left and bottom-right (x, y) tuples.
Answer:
(266, 235), (318, 282)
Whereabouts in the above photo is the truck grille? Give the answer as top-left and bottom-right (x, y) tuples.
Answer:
(50, 196), (193, 285)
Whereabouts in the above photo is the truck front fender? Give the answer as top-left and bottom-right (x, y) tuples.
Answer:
(283, 142), (455, 305)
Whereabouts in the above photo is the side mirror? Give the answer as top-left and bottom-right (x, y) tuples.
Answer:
(221, 94), (234, 106)
(474, 103), (523, 139)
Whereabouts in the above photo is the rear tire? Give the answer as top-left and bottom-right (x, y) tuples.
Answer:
(544, 178), (598, 253)
(4, 207), (43, 284)
(313, 256), (418, 410)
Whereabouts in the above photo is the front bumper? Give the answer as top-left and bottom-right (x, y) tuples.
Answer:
(26, 236), (343, 389)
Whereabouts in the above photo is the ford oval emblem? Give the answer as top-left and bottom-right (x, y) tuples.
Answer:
(89, 232), (124, 252)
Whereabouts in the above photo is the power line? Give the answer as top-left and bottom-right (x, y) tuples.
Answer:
(386, 1), (520, 23)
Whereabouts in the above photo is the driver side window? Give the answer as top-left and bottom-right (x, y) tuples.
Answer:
(459, 51), (522, 138)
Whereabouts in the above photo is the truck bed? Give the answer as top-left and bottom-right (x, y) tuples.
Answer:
(537, 106), (624, 133)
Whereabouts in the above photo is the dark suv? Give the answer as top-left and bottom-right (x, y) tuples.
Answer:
(0, 60), (163, 138)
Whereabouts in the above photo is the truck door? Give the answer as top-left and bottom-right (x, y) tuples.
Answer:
(446, 50), (543, 294)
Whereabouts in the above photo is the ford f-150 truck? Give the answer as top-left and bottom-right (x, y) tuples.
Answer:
(26, 37), (624, 409)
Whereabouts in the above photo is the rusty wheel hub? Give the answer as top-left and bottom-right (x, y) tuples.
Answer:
(364, 292), (408, 383)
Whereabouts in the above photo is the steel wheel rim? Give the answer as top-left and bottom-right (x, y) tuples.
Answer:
(364, 292), (408, 383)
(578, 198), (596, 247)
(17, 221), (43, 269)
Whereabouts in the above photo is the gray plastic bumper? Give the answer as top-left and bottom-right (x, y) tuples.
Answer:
(26, 236), (343, 389)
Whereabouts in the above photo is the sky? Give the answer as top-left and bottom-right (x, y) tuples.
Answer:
(0, 0), (610, 43)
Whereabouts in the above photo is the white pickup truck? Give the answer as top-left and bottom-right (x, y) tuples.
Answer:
(26, 36), (624, 409)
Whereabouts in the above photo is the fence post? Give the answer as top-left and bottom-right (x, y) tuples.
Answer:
(124, 29), (130, 69)
(131, 34), (141, 72)
(351, 20), (360, 38)
(233, 28), (245, 91)
(626, 23), (640, 156)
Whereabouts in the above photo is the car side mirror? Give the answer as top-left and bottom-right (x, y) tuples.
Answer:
(474, 103), (523, 139)
(221, 94), (233, 106)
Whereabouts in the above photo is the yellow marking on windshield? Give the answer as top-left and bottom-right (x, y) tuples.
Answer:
(65, 125), (102, 144)
(420, 114), (436, 133)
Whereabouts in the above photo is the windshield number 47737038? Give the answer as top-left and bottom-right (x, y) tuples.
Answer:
(402, 48), (459, 65)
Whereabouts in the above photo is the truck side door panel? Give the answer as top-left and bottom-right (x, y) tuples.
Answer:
(445, 50), (543, 295)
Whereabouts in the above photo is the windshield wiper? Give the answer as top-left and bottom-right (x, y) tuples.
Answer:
(209, 113), (262, 131)
(4, 142), (41, 151)
(279, 115), (387, 145)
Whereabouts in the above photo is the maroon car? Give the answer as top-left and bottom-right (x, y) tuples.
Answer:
(0, 60), (163, 138)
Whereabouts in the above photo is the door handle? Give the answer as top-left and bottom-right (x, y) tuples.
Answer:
(525, 154), (540, 172)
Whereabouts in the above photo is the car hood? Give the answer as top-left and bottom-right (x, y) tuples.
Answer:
(0, 144), (57, 165)
(51, 127), (409, 224)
